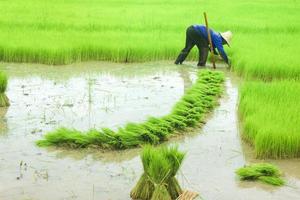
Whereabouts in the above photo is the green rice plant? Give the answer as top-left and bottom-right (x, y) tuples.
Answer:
(258, 176), (285, 186)
(236, 163), (284, 186)
(37, 70), (224, 149)
(0, 71), (9, 107)
(0, 72), (7, 93)
(239, 81), (300, 158)
(161, 145), (185, 198)
(131, 145), (185, 200)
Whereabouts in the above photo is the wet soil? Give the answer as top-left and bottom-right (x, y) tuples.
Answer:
(0, 62), (299, 200)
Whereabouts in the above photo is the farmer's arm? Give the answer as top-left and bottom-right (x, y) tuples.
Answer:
(215, 42), (229, 64)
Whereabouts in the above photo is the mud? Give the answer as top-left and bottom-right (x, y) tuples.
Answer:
(0, 62), (299, 200)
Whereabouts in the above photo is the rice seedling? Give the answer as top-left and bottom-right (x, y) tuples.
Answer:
(258, 176), (285, 186)
(36, 70), (224, 149)
(239, 81), (300, 158)
(130, 145), (185, 200)
(0, 72), (9, 107)
(236, 163), (285, 186)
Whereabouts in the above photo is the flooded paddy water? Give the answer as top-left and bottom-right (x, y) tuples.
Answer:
(0, 62), (299, 200)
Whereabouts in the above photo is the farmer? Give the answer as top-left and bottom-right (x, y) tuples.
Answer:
(174, 25), (232, 67)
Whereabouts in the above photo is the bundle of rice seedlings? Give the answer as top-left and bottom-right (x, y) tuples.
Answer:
(236, 163), (285, 186)
(148, 151), (172, 200)
(162, 145), (185, 199)
(130, 145), (155, 199)
(131, 145), (185, 200)
(0, 72), (9, 107)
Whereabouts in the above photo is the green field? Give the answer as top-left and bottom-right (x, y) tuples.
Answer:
(1, 0), (300, 158)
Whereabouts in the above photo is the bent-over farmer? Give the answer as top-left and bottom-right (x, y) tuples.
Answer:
(175, 25), (232, 67)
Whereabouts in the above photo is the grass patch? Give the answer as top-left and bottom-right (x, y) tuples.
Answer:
(130, 145), (185, 200)
(0, 72), (9, 107)
(239, 81), (300, 158)
(36, 70), (224, 149)
(236, 163), (285, 186)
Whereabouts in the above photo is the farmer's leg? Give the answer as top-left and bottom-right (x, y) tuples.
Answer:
(197, 47), (209, 66)
(175, 26), (195, 64)
(192, 31), (209, 66)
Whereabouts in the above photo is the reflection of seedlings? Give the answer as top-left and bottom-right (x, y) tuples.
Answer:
(16, 160), (27, 180)
(45, 120), (57, 125)
(88, 77), (92, 104)
(34, 168), (49, 181)
(31, 128), (42, 134)
(92, 184), (95, 200)
(66, 190), (77, 199)
(0, 107), (8, 134)
(0, 72), (10, 107)
(42, 110), (46, 122)
(17, 160), (49, 182)
(62, 103), (74, 107)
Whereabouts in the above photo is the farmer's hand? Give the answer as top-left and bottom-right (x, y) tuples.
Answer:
(209, 55), (217, 63)
(209, 55), (222, 63)
(227, 59), (232, 68)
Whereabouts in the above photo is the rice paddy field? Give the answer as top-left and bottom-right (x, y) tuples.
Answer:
(0, 0), (300, 199)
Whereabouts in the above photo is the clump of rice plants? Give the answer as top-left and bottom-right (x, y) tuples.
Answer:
(130, 145), (185, 200)
(0, 72), (9, 107)
(36, 70), (224, 149)
(239, 81), (300, 158)
(236, 163), (285, 186)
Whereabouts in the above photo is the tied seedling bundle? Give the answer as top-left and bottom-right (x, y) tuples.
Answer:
(0, 72), (9, 107)
(236, 163), (285, 186)
(130, 145), (185, 200)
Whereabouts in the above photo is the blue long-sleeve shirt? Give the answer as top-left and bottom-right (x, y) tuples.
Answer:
(193, 25), (228, 63)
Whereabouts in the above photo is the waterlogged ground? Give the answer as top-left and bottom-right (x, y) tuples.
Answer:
(0, 62), (299, 200)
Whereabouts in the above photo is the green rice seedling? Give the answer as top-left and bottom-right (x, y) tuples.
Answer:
(37, 70), (224, 149)
(0, 72), (7, 93)
(163, 115), (187, 130)
(162, 145), (185, 199)
(142, 120), (169, 141)
(123, 123), (160, 145)
(236, 163), (284, 186)
(151, 185), (172, 200)
(236, 167), (262, 180)
(131, 145), (185, 200)
(131, 146), (155, 200)
(258, 176), (285, 186)
(239, 81), (300, 158)
(147, 151), (172, 200)
(0, 72), (9, 107)
(130, 173), (154, 200)
(36, 128), (88, 148)
(252, 163), (281, 177)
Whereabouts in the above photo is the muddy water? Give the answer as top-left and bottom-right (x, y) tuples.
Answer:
(0, 62), (299, 200)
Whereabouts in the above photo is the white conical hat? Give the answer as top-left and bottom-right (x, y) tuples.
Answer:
(220, 31), (232, 46)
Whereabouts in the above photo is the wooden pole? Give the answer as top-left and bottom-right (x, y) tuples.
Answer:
(203, 12), (216, 69)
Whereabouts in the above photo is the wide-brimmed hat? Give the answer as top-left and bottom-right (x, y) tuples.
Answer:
(220, 31), (232, 47)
